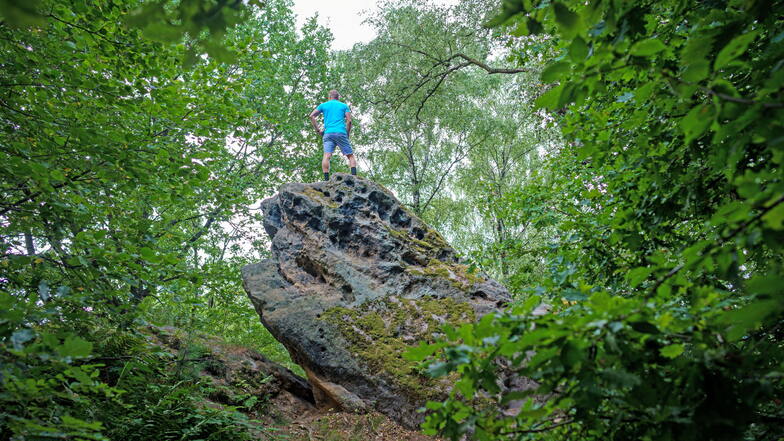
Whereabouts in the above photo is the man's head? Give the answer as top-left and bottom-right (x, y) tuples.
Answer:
(328, 89), (340, 100)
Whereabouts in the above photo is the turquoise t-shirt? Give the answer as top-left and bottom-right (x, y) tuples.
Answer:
(317, 99), (351, 134)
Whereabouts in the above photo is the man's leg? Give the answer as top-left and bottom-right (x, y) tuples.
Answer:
(338, 133), (357, 176)
(322, 152), (332, 180)
(322, 134), (336, 181)
(346, 154), (357, 176)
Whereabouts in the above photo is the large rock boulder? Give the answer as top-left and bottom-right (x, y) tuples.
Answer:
(241, 173), (513, 428)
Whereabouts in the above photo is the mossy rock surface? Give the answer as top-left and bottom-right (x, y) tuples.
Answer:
(242, 173), (512, 429)
(321, 296), (474, 402)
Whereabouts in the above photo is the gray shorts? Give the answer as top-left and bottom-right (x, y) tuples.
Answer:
(323, 132), (353, 155)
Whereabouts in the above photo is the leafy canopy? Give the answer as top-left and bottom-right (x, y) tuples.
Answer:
(412, 0), (784, 440)
(1, 0), (330, 438)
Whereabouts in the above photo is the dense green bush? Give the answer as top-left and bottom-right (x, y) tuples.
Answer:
(1, 0), (325, 438)
(414, 0), (784, 440)
(0, 306), (265, 440)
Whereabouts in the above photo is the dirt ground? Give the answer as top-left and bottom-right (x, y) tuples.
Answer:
(269, 408), (436, 441)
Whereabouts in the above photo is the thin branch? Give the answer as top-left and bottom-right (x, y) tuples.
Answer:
(649, 194), (784, 294)
(382, 41), (528, 116)
(183, 208), (223, 247)
(702, 87), (784, 108)
(661, 70), (783, 109)
(415, 61), (471, 121)
(47, 14), (130, 47)
(451, 53), (529, 74)
(421, 133), (487, 212)
(0, 166), (99, 217)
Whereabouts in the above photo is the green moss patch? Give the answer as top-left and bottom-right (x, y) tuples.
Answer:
(320, 297), (475, 402)
(302, 186), (339, 208)
(406, 259), (486, 291)
(385, 222), (485, 292)
(386, 225), (450, 253)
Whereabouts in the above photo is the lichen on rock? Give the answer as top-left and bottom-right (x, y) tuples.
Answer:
(241, 173), (514, 428)
(320, 296), (475, 402)
(406, 258), (487, 292)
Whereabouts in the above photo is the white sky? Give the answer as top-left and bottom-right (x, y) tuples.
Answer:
(292, 0), (379, 51)
(292, 0), (460, 50)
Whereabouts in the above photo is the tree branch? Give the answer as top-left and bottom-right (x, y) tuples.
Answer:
(649, 194), (784, 295)
(0, 166), (99, 217)
(450, 53), (529, 74)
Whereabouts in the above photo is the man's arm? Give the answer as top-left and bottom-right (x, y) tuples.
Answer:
(345, 111), (352, 137)
(309, 108), (323, 136)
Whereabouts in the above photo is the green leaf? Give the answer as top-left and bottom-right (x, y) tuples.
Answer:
(682, 60), (710, 82)
(541, 61), (571, 83)
(11, 328), (35, 351)
(61, 414), (103, 431)
(634, 81), (656, 101)
(552, 2), (580, 37)
(660, 343), (684, 358)
(563, 288), (587, 301)
(58, 335), (93, 358)
(38, 280), (50, 302)
(50, 169), (66, 181)
(682, 32), (714, 64)
(484, 1), (525, 28)
(560, 341), (584, 368)
(720, 299), (781, 341)
(424, 400), (443, 411)
(762, 203), (784, 230)
(404, 342), (442, 361)
(484, 12), (513, 27)
(510, 20), (529, 37)
(746, 275), (784, 295)
(569, 36), (589, 61)
(534, 84), (564, 110)
(426, 361), (450, 378)
(65, 366), (94, 384)
(680, 104), (715, 143)
(714, 31), (758, 70)
(630, 38), (666, 56)
(627, 266), (654, 287)
(0, 0), (45, 27)
(0, 291), (13, 310)
(139, 247), (157, 262)
(656, 283), (672, 297)
(454, 377), (475, 399)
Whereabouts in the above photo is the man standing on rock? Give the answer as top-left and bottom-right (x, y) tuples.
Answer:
(309, 89), (357, 180)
